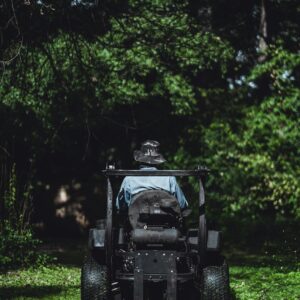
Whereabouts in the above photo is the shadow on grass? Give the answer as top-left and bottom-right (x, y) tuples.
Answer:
(39, 238), (87, 267)
(0, 285), (79, 299)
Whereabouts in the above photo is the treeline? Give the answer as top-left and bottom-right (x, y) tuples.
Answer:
(0, 0), (299, 239)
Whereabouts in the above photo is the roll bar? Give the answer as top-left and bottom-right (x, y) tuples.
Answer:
(102, 167), (209, 177)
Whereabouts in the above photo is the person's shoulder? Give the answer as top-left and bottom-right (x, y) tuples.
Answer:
(123, 176), (137, 183)
(169, 176), (177, 182)
(121, 176), (129, 184)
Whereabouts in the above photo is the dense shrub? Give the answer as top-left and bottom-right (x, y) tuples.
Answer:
(0, 164), (47, 269)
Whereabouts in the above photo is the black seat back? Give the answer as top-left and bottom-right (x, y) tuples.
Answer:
(128, 190), (181, 229)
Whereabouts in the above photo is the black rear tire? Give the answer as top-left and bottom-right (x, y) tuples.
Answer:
(200, 257), (230, 300)
(81, 252), (107, 300)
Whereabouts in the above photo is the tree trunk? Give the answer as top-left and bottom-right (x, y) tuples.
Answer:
(258, 0), (268, 62)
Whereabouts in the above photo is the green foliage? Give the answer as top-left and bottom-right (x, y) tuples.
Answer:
(0, 223), (41, 267)
(0, 0), (234, 124)
(0, 0), (299, 227)
(0, 164), (48, 268)
(171, 44), (300, 222)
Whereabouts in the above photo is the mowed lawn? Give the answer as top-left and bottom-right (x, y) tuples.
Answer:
(0, 266), (80, 300)
(0, 253), (299, 300)
(229, 250), (300, 300)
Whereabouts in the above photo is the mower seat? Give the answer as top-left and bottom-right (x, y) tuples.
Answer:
(128, 190), (181, 229)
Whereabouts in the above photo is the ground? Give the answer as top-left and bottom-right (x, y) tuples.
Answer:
(0, 240), (299, 300)
(230, 255), (300, 299)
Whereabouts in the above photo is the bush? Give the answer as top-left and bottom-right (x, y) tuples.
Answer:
(0, 163), (48, 269)
(0, 222), (41, 267)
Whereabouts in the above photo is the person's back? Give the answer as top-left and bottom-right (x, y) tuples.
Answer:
(116, 140), (188, 209)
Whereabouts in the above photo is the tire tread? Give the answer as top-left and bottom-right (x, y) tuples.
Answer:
(81, 252), (107, 300)
(200, 258), (230, 300)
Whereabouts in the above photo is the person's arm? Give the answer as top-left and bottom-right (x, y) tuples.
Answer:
(116, 177), (129, 209)
(170, 177), (188, 208)
(116, 177), (131, 209)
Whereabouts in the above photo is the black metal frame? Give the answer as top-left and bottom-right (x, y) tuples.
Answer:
(102, 168), (209, 177)
(103, 166), (209, 299)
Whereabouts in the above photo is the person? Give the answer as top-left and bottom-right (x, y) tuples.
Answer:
(116, 140), (188, 210)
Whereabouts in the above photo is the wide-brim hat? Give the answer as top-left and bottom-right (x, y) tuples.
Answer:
(134, 140), (166, 165)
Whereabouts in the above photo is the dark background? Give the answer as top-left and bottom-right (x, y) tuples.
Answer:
(0, 0), (299, 244)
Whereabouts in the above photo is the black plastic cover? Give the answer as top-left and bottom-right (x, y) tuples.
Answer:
(188, 230), (221, 252)
(88, 228), (105, 249)
(207, 230), (221, 251)
(132, 228), (180, 244)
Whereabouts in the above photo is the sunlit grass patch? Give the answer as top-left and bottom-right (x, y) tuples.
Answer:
(227, 245), (300, 299)
(230, 265), (300, 300)
(0, 265), (80, 300)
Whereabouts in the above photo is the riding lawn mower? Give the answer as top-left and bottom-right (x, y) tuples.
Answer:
(81, 166), (230, 300)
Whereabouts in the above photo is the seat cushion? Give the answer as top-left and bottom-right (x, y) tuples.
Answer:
(128, 190), (181, 229)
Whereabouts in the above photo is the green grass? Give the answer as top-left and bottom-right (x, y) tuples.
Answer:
(0, 254), (299, 299)
(0, 266), (80, 300)
(230, 265), (300, 300)
(228, 248), (300, 300)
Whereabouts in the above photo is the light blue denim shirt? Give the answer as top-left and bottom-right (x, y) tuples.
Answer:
(116, 166), (188, 209)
